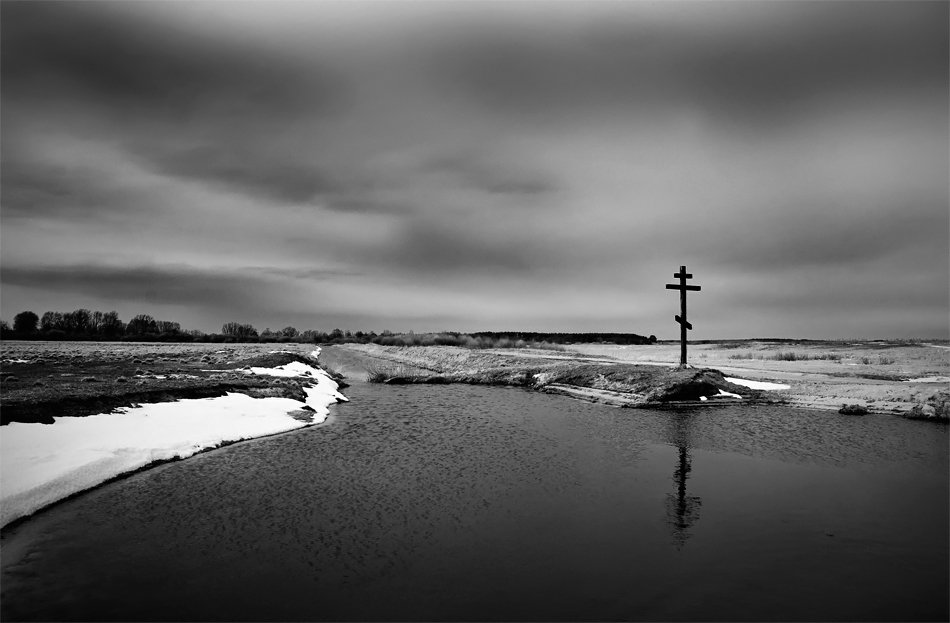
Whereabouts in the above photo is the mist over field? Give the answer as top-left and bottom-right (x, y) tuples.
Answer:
(1, 1), (947, 338)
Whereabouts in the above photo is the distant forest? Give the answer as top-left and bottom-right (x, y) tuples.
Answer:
(472, 332), (656, 345)
(0, 309), (656, 348)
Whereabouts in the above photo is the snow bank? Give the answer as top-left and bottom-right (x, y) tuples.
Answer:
(725, 377), (790, 390)
(0, 354), (345, 529)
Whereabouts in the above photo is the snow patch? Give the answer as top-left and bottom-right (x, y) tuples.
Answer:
(716, 389), (743, 399)
(249, 361), (322, 378)
(725, 377), (790, 390)
(701, 389), (743, 401)
(903, 376), (950, 384)
(0, 358), (345, 529)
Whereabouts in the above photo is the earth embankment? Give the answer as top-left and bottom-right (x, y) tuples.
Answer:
(329, 343), (948, 419)
(327, 344), (770, 408)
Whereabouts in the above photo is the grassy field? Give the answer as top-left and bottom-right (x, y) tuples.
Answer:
(569, 340), (950, 381)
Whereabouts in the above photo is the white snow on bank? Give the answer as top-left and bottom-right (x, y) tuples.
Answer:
(700, 389), (744, 401)
(248, 361), (324, 378)
(725, 377), (791, 390)
(903, 376), (950, 383)
(0, 354), (345, 529)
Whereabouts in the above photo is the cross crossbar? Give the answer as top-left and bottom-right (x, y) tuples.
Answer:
(666, 265), (701, 366)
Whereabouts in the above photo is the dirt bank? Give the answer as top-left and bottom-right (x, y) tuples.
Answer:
(328, 344), (777, 409)
(332, 343), (948, 420)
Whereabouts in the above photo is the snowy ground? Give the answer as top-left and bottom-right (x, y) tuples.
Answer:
(0, 350), (346, 529)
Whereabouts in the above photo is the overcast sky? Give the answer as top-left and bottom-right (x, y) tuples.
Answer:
(2, 1), (947, 338)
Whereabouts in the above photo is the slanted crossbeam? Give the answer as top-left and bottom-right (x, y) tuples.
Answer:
(665, 265), (701, 366)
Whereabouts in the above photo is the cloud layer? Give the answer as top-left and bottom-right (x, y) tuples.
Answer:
(2, 1), (947, 338)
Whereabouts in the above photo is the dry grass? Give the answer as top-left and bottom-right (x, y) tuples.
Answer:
(729, 351), (843, 362)
(567, 340), (949, 381)
(364, 362), (432, 383)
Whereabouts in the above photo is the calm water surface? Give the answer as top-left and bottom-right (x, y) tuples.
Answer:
(1, 381), (947, 621)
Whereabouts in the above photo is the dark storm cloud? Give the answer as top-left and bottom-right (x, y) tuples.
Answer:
(439, 2), (947, 123)
(0, 157), (156, 221)
(1, 1), (347, 203)
(1, 160), (82, 217)
(0, 263), (288, 310)
(1, 2), (344, 119)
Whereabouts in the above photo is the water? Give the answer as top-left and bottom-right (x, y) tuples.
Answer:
(1, 381), (947, 621)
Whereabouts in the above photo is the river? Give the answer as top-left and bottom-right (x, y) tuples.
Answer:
(1, 373), (947, 621)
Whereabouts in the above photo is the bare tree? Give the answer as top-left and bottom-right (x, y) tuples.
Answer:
(13, 311), (39, 333)
(63, 309), (93, 334)
(127, 314), (158, 336)
(91, 310), (104, 334)
(100, 311), (124, 337)
(41, 311), (62, 331)
(155, 320), (181, 334)
(221, 322), (258, 339)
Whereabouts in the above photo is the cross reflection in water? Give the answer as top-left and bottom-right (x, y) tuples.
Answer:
(664, 412), (702, 550)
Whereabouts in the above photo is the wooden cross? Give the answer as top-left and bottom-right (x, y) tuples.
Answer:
(665, 265), (701, 366)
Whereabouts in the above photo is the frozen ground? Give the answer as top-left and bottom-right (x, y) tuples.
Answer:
(0, 353), (346, 528)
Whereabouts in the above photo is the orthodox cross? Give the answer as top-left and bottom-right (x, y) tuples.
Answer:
(665, 265), (701, 366)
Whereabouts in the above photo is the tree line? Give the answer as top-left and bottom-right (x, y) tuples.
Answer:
(1, 309), (656, 347)
(1, 309), (389, 344)
(471, 331), (656, 345)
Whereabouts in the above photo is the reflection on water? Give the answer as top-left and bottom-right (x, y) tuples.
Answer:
(1, 383), (947, 622)
(663, 413), (701, 549)
(666, 446), (701, 549)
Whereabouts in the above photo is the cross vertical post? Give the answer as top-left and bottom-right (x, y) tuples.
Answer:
(665, 265), (701, 366)
(679, 277), (687, 365)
